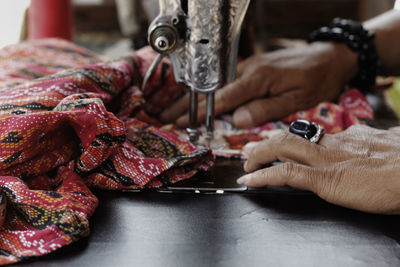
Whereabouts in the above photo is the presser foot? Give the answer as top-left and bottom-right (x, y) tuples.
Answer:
(186, 127), (199, 144)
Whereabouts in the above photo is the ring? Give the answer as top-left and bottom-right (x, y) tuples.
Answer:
(289, 120), (325, 143)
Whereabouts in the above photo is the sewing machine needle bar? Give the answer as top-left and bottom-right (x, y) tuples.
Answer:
(205, 92), (215, 144)
(187, 89), (199, 143)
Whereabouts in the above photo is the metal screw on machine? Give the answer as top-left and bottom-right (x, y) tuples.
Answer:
(156, 37), (168, 50)
(142, 0), (251, 145)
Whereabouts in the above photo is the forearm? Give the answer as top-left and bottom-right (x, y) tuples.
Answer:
(319, 9), (400, 87)
(364, 9), (400, 75)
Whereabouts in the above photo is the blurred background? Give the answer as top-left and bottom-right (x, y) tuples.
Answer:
(0, 0), (397, 58)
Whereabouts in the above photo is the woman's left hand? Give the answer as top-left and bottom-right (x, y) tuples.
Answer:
(238, 124), (400, 214)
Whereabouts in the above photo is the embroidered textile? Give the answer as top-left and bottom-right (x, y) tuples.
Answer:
(0, 39), (213, 265)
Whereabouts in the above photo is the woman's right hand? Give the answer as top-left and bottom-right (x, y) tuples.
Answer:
(238, 125), (400, 214)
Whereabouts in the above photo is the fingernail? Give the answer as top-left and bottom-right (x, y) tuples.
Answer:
(234, 110), (253, 128)
(237, 174), (252, 185)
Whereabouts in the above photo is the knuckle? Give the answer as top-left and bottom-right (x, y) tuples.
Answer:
(365, 141), (377, 158)
(216, 91), (235, 113)
(346, 124), (365, 134)
(276, 131), (291, 144)
(282, 162), (296, 178)
(248, 139), (268, 158)
(269, 132), (288, 154)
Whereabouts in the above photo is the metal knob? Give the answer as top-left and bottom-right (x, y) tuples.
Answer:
(155, 36), (169, 52)
(149, 25), (179, 54)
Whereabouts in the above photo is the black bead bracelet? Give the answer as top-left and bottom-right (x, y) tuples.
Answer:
(308, 18), (381, 92)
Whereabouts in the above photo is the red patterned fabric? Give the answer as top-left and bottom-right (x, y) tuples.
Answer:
(283, 88), (374, 134)
(0, 39), (213, 265)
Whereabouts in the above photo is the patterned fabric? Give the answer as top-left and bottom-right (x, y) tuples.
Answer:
(0, 39), (213, 265)
(0, 38), (375, 265)
(284, 88), (374, 133)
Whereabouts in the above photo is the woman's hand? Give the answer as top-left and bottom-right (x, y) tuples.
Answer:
(160, 42), (357, 129)
(238, 125), (400, 215)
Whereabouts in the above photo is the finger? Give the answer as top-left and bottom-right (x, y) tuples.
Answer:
(176, 77), (256, 128)
(232, 90), (306, 128)
(159, 93), (190, 123)
(160, 93), (206, 123)
(242, 139), (273, 171)
(236, 60), (247, 78)
(243, 131), (330, 173)
(237, 162), (323, 192)
(236, 54), (258, 78)
(241, 141), (260, 157)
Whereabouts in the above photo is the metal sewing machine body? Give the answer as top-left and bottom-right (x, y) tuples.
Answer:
(144, 0), (250, 143)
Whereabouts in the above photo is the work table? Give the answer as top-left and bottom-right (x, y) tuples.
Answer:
(13, 93), (400, 266)
(16, 186), (400, 266)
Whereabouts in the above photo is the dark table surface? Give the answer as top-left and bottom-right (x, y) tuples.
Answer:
(16, 187), (400, 266)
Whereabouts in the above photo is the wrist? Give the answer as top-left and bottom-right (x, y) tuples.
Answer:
(310, 42), (358, 87)
(309, 18), (381, 91)
(363, 10), (400, 75)
(330, 42), (359, 85)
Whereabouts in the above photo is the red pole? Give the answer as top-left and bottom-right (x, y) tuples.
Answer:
(28, 0), (73, 40)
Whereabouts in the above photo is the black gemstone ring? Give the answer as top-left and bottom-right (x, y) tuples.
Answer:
(289, 120), (325, 143)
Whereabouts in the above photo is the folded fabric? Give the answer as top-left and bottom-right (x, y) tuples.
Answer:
(0, 39), (213, 265)
(0, 38), (374, 265)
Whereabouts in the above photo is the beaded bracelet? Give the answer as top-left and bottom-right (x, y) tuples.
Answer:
(308, 18), (381, 92)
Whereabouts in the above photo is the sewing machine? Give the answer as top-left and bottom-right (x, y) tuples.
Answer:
(139, 0), (250, 193)
(142, 0), (306, 194)
(143, 0), (250, 143)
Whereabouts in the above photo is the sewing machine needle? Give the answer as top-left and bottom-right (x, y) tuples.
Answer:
(205, 92), (215, 146)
